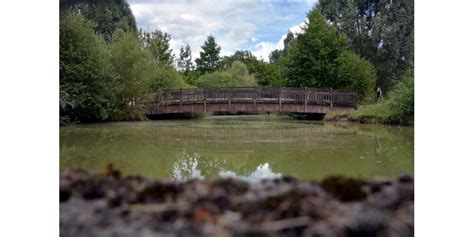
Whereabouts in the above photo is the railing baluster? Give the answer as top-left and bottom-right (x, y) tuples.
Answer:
(152, 87), (357, 114)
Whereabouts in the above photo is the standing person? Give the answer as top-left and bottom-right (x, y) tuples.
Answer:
(376, 87), (383, 103)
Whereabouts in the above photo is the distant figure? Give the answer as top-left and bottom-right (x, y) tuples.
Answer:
(376, 87), (383, 103)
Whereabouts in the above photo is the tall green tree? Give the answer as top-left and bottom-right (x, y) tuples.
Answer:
(195, 35), (221, 74)
(140, 30), (174, 66)
(254, 63), (286, 87)
(221, 50), (259, 73)
(283, 8), (347, 88)
(269, 31), (296, 67)
(269, 50), (282, 65)
(109, 30), (154, 120)
(60, 12), (115, 123)
(60, 0), (137, 42)
(149, 63), (188, 91)
(282, 7), (376, 99)
(177, 44), (194, 73)
(335, 51), (376, 100)
(221, 51), (287, 87)
(318, 0), (414, 90)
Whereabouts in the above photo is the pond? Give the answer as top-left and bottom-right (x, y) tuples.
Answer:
(60, 115), (414, 181)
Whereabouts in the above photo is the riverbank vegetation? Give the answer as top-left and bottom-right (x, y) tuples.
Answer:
(60, 0), (413, 124)
(326, 69), (414, 125)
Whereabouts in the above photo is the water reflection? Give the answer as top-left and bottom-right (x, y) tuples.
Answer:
(172, 153), (205, 180)
(60, 116), (414, 180)
(171, 152), (282, 181)
(219, 163), (281, 182)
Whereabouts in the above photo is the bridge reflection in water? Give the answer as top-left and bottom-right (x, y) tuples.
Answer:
(147, 87), (357, 115)
(158, 125), (358, 154)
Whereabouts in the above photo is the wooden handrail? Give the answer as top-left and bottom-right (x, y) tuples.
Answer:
(154, 87), (357, 108)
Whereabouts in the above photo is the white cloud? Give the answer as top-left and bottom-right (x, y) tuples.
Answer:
(253, 20), (307, 62)
(130, 0), (261, 60)
(128, 0), (315, 61)
(253, 41), (278, 61)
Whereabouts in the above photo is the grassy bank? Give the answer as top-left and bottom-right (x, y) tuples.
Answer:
(325, 103), (413, 125)
(326, 69), (414, 125)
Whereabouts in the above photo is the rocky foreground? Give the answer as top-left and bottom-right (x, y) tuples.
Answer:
(60, 168), (414, 237)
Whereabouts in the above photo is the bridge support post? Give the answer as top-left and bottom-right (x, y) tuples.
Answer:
(180, 88), (183, 113)
(278, 88), (282, 112)
(330, 88), (333, 110)
(304, 87), (308, 113)
(203, 89), (207, 112)
(253, 87), (257, 111)
(155, 90), (160, 115)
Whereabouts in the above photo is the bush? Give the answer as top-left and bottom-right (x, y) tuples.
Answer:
(281, 8), (377, 101)
(385, 68), (414, 121)
(150, 63), (188, 91)
(255, 63), (286, 87)
(336, 51), (376, 101)
(333, 68), (414, 124)
(108, 30), (150, 120)
(196, 61), (257, 88)
(60, 10), (189, 124)
(60, 12), (115, 123)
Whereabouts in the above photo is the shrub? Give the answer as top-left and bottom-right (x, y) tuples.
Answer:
(196, 61), (257, 88)
(336, 51), (376, 101)
(60, 12), (115, 123)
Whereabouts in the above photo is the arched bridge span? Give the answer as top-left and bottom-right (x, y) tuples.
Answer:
(146, 87), (357, 115)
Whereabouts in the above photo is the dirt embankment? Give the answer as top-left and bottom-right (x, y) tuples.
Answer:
(60, 168), (414, 237)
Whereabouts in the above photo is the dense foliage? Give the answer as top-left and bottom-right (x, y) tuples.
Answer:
(284, 9), (347, 88)
(60, 8), (186, 124)
(384, 68), (414, 121)
(328, 67), (414, 124)
(254, 63), (286, 87)
(219, 50), (285, 87)
(196, 61), (257, 88)
(281, 8), (376, 100)
(60, 12), (115, 123)
(108, 30), (153, 120)
(139, 30), (175, 67)
(177, 44), (194, 73)
(269, 32), (295, 67)
(335, 51), (376, 101)
(221, 50), (259, 73)
(195, 35), (222, 74)
(318, 0), (414, 90)
(60, 0), (137, 42)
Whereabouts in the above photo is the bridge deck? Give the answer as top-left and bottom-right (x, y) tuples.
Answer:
(146, 87), (357, 115)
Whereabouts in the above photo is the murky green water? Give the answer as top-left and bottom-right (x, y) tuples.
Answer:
(60, 115), (413, 181)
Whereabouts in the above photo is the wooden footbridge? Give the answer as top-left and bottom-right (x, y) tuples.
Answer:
(146, 87), (357, 115)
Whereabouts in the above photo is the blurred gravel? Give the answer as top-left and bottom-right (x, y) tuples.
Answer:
(60, 168), (414, 237)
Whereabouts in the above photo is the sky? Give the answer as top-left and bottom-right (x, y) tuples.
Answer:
(127, 0), (318, 61)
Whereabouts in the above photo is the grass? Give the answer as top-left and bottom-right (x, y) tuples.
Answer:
(326, 69), (414, 125)
(326, 103), (412, 125)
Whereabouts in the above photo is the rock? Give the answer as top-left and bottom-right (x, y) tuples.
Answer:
(398, 173), (413, 183)
(320, 176), (367, 202)
(60, 188), (71, 202)
(60, 169), (414, 237)
(138, 181), (182, 203)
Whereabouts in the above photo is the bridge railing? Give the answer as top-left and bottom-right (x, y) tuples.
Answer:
(153, 87), (357, 108)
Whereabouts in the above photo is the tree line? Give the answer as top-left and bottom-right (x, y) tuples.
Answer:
(60, 0), (413, 124)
